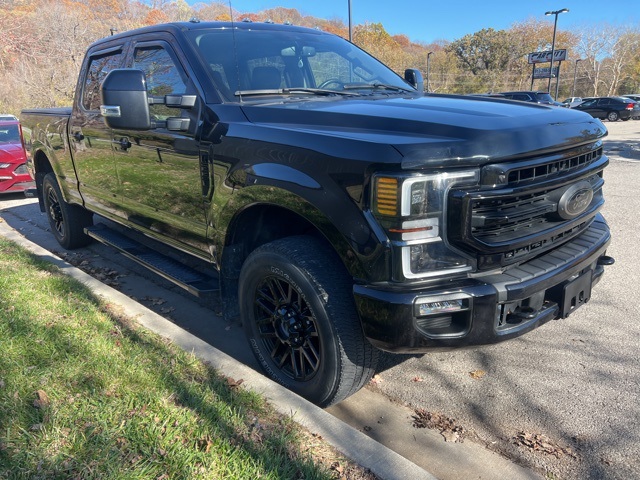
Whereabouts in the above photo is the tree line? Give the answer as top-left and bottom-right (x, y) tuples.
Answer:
(1, 0), (639, 115)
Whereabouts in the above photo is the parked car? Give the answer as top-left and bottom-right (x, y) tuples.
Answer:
(0, 114), (18, 121)
(562, 97), (583, 108)
(0, 119), (34, 194)
(499, 91), (556, 105)
(572, 96), (637, 122)
(622, 95), (640, 118)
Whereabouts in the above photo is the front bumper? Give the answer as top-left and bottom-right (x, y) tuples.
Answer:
(354, 214), (612, 353)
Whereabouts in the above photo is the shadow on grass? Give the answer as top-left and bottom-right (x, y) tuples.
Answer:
(0, 241), (339, 479)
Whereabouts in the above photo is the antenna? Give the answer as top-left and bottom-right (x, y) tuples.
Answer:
(228, 0), (234, 23)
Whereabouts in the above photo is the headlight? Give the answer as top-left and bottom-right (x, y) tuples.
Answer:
(373, 170), (478, 279)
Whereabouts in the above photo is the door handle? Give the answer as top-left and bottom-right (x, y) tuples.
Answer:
(113, 137), (131, 151)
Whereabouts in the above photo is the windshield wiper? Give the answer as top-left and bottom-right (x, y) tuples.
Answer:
(235, 88), (356, 97)
(343, 82), (414, 93)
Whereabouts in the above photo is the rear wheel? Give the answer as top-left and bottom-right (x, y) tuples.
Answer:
(607, 111), (619, 122)
(239, 236), (378, 407)
(42, 173), (93, 249)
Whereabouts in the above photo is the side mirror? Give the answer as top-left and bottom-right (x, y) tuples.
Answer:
(404, 68), (424, 94)
(100, 69), (151, 130)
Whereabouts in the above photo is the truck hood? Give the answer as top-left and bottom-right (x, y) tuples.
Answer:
(239, 94), (607, 168)
(0, 143), (26, 163)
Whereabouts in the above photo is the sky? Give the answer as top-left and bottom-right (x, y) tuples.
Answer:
(215, 0), (640, 44)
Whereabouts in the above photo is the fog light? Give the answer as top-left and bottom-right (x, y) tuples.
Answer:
(415, 298), (468, 317)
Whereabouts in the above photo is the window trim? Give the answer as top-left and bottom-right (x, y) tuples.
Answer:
(80, 45), (126, 113)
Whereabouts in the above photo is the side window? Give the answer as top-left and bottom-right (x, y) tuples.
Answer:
(133, 45), (187, 120)
(82, 50), (123, 111)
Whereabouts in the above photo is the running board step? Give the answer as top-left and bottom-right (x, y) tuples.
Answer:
(85, 224), (219, 297)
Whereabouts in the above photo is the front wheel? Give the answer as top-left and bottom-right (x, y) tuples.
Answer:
(42, 173), (93, 249)
(239, 236), (378, 407)
(607, 111), (619, 122)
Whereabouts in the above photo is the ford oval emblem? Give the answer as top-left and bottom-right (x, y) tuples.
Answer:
(557, 181), (594, 220)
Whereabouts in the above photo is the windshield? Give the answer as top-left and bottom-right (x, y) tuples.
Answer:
(188, 26), (414, 101)
(0, 124), (20, 144)
(535, 93), (554, 104)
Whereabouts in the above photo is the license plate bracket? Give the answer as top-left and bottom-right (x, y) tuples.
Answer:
(560, 271), (592, 318)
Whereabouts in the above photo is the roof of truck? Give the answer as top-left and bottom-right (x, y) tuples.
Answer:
(95, 19), (327, 46)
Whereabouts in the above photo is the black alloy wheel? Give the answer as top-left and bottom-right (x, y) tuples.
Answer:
(254, 273), (321, 382)
(42, 172), (93, 249)
(239, 235), (378, 407)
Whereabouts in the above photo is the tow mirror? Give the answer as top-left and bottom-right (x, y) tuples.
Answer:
(404, 68), (424, 93)
(101, 69), (151, 130)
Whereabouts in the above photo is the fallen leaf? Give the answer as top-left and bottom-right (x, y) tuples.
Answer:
(30, 423), (44, 431)
(411, 376), (424, 382)
(33, 390), (50, 409)
(226, 377), (244, 388)
(469, 369), (486, 379)
(412, 408), (466, 443)
(513, 431), (577, 459)
(442, 430), (460, 442)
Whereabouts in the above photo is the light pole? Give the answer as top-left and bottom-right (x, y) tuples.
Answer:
(348, 0), (352, 42)
(571, 58), (583, 98)
(545, 8), (569, 97)
(426, 51), (434, 93)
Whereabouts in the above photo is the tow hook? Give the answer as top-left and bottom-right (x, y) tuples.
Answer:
(597, 255), (615, 266)
(506, 306), (539, 324)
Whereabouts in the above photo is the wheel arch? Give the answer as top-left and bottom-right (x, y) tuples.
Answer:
(31, 150), (55, 212)
(217, 187), (379, 321)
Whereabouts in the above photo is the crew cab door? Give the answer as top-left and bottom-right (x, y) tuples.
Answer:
(69, 46), (124, 217)
(112, 40), (208, 256)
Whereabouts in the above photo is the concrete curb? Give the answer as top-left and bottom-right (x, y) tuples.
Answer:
(0, 220), (436, 480)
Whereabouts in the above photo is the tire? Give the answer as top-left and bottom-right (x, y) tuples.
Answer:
(607, 111), (619, 122)
(42, 172), (93, 249)
(239, 236), (378, 407)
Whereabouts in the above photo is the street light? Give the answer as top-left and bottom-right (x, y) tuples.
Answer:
(571, 58), (583, 98)
(348, 0), (352, 42)
(426, 51), (434, 93)
(545, 8), (569, 98)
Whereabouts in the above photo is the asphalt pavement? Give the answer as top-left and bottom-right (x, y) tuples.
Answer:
(1, 119), (638, 480)
(333, 120), (640, 480)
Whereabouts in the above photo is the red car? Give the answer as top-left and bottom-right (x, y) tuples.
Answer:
(0, 119), (34, 194)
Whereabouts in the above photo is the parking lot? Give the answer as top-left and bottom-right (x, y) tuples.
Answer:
(1, 119), (638, 480)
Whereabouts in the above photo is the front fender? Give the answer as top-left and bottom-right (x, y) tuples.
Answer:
(212, 173), (388, 282)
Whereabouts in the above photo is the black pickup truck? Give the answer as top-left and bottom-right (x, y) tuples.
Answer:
(21, 20), (613, 406)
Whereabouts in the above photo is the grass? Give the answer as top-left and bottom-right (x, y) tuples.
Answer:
(0, 237), (372, 479)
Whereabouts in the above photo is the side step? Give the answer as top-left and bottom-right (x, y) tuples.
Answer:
(85, 224), (219, 297)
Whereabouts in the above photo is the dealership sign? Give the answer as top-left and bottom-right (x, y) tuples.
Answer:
(528, 49), (567, 64)
(533, 66), (560, 79)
